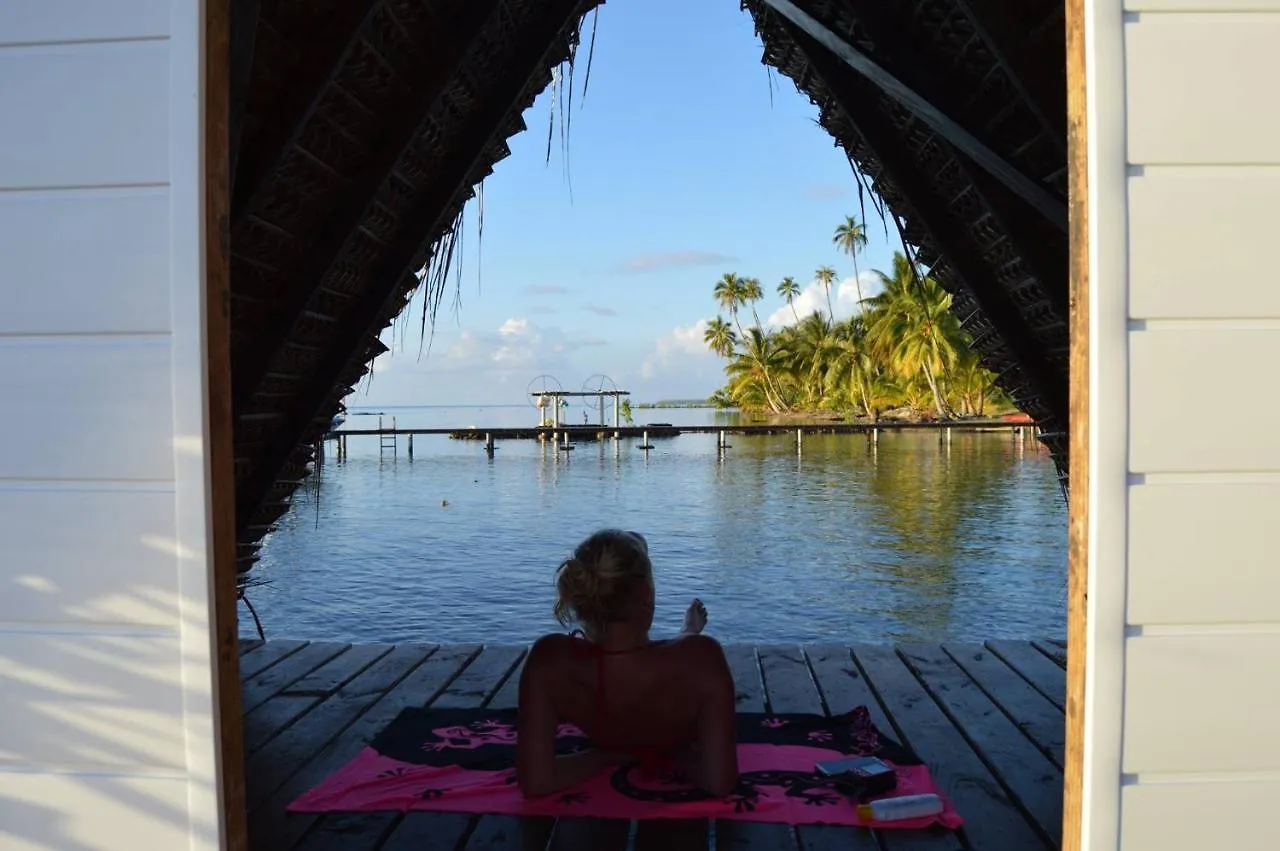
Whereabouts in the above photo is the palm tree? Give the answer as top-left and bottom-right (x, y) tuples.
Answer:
(725, 328), (791, 413)
(739, 276), (765, 329)
(815, 265), (838, 323)
(713, 273), (747, 339)
(833, 215), (868, 312)
(703, 316), (737, 358)
(776, 276), (801, 324)
(788, 313), (839, 407)
(866, 274), (960, 419)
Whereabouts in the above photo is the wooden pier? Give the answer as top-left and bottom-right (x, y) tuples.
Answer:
(239, 638), (1066, 850)
(324, 418), (1041, 452)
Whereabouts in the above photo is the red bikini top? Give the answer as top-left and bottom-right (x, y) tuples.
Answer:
(568, 630), (672, 766)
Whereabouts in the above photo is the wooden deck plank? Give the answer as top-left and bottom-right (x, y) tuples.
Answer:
(984, 641), (1066, 712)
(241, 638), (265, 655)
(247, 646), (439, 811)
(804, 646), (959, 851)
(245, 645), (395, 755)
(243, 642), (350, 715)
(853, 645), (1050, 851)
(254, 644), (481, 850)
(757, 645), (879, 851)
(717, 644), (798, 851)
(458, 815), (552, 850)
(1031, 640), (1067, 669)
(943, 645), (1065, 768)
(364, 646), (526, 851)
(897, 645), (1062, 849)
(241, 638), (309, 679)
(1046, 639), (1066, 649)
(546, 817), (631, 851)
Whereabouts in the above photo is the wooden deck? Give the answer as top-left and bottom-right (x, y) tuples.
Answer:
(239, 639), (1068, 851)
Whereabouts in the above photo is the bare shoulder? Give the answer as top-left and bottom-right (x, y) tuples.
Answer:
(525, 633), (573, 669)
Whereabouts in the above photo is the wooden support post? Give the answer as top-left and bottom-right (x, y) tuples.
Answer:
(796, 428), (803, 454)
(639, 430), (653, 451)
(485, 433), (495, 457)
(407, 433), (413, 459)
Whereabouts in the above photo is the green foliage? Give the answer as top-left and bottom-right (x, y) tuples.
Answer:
(703, 220), (1016, 420)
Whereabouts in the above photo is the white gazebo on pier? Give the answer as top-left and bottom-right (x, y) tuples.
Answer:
(533, 389), (631, 429)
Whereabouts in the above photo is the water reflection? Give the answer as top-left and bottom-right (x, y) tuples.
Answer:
(249, 429), (1065, 645)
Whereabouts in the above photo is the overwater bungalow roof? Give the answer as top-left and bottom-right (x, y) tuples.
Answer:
(227, 0), (1069, 578)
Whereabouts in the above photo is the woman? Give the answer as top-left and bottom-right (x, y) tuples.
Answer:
(516, 529), (739, 798)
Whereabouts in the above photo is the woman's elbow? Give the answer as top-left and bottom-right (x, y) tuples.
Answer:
(704, 768), (739, 799)
(516, 769), (552, 798)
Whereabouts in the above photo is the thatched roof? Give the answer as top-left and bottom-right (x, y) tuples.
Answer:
(228, 0), (1069, 579)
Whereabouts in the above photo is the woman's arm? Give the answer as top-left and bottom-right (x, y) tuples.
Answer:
(680, 636), (740, 797)
(515, 637), (629, 797)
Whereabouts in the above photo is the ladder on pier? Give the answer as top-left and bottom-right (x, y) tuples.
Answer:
(378, 415), (397, 456)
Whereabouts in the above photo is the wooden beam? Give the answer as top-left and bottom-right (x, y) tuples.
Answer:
(230, 0), (502, 415)
(1063, 0), (1088, 846)
(227, 0), (261, 190)
(833, 0), (1069, 316)
(235, 0), (590, 534)
(784, 21), (1069, 430)
(205, 1), (248, 849)
(759, 0), (1067, 231)
(954, 0), (1067, 151)
(230, 0), (380, 222)
(962, 162), (1070, 320)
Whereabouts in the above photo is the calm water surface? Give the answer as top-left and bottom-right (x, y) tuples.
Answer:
(243, 406), (1067, 644)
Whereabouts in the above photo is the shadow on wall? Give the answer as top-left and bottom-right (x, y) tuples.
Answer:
(0, 529), (218, 849)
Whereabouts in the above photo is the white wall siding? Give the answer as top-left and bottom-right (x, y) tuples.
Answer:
(0, 43), (169, 188)
(1120, 781), (1277, 851)
(0, 189), (172, 334)
(1127, 482), (1280, 624)
(1129, 330), (1280, 472)
(1108, 3), (1280, 849)
(0, 1), (222, 850)
(1128, 169), (1280, 319)
(0, 776), (193, 851)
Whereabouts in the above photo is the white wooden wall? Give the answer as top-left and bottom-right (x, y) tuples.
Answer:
(1087, 2), (1280, 850)
(0, 1), (224, 850)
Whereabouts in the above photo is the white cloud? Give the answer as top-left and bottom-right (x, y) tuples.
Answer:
(640, 318), (715, 379)
(764, 270), (882, 328)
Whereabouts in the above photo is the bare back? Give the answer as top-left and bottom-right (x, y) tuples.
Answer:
(538, 633), (713, 753)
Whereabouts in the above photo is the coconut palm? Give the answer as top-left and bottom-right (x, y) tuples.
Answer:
(703, 316), (737, 358)
(833, 215), (868, 312)
(706, 250), (1010, 420)
(739, 276), (765, 329)
(776, 276), (801, 323)
(865, 274), (960, 419)
(815, 265), (838, 323)
(713, 272), (747, 339)
(725, 327), (792, 413)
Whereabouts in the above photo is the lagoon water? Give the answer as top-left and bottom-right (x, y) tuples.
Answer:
(242, 405), (1067, 645)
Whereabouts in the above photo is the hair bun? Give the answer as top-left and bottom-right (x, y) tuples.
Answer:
(560, 557), (600, 601)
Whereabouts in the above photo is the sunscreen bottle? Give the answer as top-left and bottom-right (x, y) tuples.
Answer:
(857, 793), (944, 822)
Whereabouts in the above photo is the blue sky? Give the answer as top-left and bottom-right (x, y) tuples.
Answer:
(357, 0), (902, 407)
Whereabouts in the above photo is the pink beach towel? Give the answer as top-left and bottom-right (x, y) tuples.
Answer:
(288, 706), (963, 830)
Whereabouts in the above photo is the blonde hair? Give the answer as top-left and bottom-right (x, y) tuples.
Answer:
(553, 529), (652, 630)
